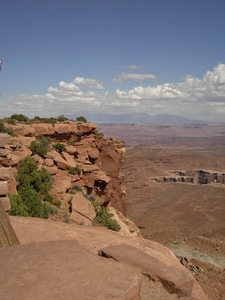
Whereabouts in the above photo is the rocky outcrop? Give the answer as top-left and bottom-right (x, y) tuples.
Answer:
(0, 123), (209, 299)
(7, 216), (208, 300)
(152, 170), (225, 185)
(0, 123), (128, 229)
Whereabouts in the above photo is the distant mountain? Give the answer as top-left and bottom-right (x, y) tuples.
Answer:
(66, 112), (207, 124)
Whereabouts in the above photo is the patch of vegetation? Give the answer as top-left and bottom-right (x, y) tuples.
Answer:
(57, 115), (68, 122)
(6, 118), (16, 125)
(68, 166), (81, 175)
(95, 131), (103, 137)
(29, 141), (47, 157)
(0, 121), (15, 136)
(42, 117), (58, 125)
(43, 192), (54, 204)
(92, 202), (121, 232)
(10, 114), (29, 122)
(67, 140), (76, 146)
(64, 216), (71, 224)
(53, 143), (66, 153)
(9, 157), (53, 219)
(53, 199), (62, 207)
(29, 134), (51, 157)
(72, 184), (83, 192)
(76, 116), (87, 123)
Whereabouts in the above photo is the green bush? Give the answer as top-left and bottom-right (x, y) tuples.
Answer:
(68, 166), (81, 175)
(7, 119), (16, 125)
(37, 135), (51, 147)
(43, 192), (54, 204)
(29, 140), (48, 157)
(42, 117), (57, 125)
(29, 135), (51, 157)
(57, 115), (68, 122)
(76, 116), (87, 123)
(53, 199), (62, 207)
(10, 114), (29, 122)
(9, 157), (53, 219)
(93, 202), (121, 232)
(53, 143), (66, 153)
(72, 184), (83, 192)
(9, 194), (29, 217)
(95, 131), (103, 137)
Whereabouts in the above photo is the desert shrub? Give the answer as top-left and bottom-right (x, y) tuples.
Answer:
(9, 157), (53, 219)
(37, 134), (51, 148)
(88, 195), (95, 202)
(57, 115), (68, 122)
(53, 199), (62, 207)
(52, 143), (66, 153)
(10, 114), (29, 122)
(43, 192), (54, 204)
(8, 194), (29, 217)
(0, 121), (5, 132)
(68, 166), (81, 175)
(17, 158), (53, 194)
(42, 117), (57, 125)
(29, 140), (48, 157)
(32, 116), (42, 121)
(29, 135), (51, 157)
(92, 202), (121, 232)
(17, 184), (49, 218)
(72, 184), (83, 192)
(76, 116), (87, 123)
(7, 119), (16, 125)
(48, 205), (58, 215)
(64, 217), (71, 224)
(95, 131), (103, 137)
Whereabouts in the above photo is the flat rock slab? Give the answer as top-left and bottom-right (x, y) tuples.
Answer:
(99, 244), (207, 300)
(0, 239), (141, 300)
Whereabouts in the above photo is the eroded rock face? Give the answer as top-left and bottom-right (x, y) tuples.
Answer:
(0, 123), (128, 229)
(152, 170), (225, 185)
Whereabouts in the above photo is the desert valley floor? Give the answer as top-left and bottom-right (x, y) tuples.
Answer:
(98, 123), (225, 300)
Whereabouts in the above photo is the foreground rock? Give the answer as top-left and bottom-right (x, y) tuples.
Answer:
(0, 239), (140, 300)
(9, 216), (208, 300)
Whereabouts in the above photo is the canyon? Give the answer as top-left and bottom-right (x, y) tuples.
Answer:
(98, 123), (225, 300)
(1, 120), (225, 299)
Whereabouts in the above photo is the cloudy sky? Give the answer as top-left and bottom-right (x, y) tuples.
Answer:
(0, 0), (225, 122)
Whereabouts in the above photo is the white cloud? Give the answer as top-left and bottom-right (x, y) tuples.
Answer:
(112, 72), (157, 82)
(73, 77), (104, 89)
(0, 64), (225, 122)
(129, 65), (144, 70)
(116, 64), (144, 70)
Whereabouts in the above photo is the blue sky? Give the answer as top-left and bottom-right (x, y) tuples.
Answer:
(0, 0), (225, 122)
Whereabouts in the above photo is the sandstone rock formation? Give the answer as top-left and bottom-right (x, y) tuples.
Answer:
(6, 216), (208, 300)
(0, 122), (208, 299)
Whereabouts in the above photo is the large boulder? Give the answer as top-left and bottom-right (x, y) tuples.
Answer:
(70, 192), (96, 225)
(98, 244), (207, 300)
(9, 217), (208, 300)
(0, 239), (141, 300)
(46, 150), (72, 170)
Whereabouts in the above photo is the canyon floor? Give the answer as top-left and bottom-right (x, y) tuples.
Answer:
(98, 123), (225, 300)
